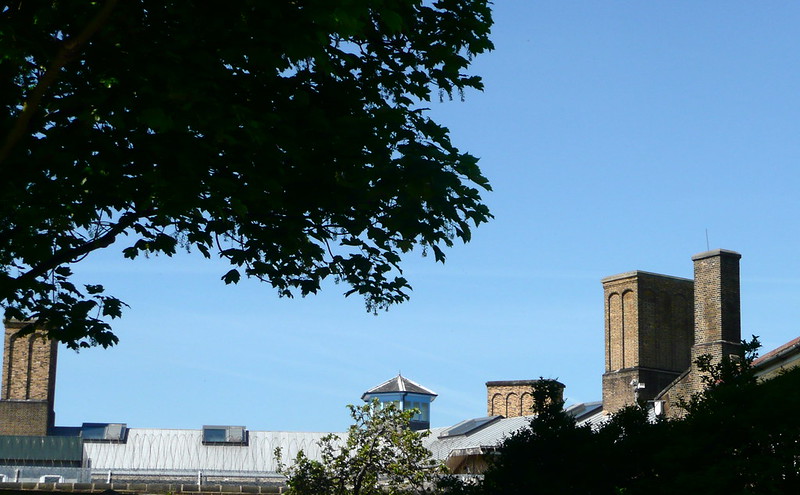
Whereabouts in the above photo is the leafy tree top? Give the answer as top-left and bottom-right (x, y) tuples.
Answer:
(278, 400), (443, 495)
(0, 0), (494, 347)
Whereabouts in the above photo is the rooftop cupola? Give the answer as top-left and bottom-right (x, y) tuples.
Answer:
(362, 374), (437, 431)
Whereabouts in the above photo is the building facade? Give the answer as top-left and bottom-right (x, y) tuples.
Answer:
(601, 249), (747, 417)
(0, 247), (796, 486)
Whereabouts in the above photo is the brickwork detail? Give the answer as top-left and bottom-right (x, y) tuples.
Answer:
(603, 250), (744, 418)
(608, 292), (624, 370)
(688, 250), (743, 400)
(601, 271), (693, 414)
(0, 400), (51, 436)
(504, 393), (519, 417)
(0, 321), (58, 435)
(655, 371), (692, 418)
(485, 380), (564, 417)
(601, 370), (640, 412)
(692, 250), (741, 345)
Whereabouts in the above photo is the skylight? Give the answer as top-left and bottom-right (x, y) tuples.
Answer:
(202, 425), (248, 446)
(81, 423), (127, 443)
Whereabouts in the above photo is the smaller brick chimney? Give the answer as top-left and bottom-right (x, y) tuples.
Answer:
(688, 249), (743, 394)
(486, 379), (564, 417)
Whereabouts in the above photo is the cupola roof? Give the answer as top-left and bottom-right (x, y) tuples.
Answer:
(361, 374), (437, 401)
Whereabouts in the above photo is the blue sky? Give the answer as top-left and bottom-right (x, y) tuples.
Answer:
(56, 1), (800, 432)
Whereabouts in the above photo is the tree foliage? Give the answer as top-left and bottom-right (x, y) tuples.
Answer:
(278, 400), (443, 495)
(455, 339), (800, 495)
(0, 0), (494, 347)
(480, 378), (623, 495)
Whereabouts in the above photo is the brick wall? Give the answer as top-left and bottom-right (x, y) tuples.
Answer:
(485, 380), (564, 417)
(601, 271), (693, 414)
(0, 321), (58, 435)
(0, 400), (51, 436)
(692, 249), (741, 345)
(689, 249), (742, 397)
(654, 371), (692, 418)
(636, 250), (744, 419)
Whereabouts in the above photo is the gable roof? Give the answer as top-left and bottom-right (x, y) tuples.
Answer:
(752, 336), (800, 380)
(753, 336), (800, 368)
(361, 374), (437, 400)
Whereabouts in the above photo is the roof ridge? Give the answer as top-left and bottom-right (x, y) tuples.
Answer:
(362, 374), (437, 398)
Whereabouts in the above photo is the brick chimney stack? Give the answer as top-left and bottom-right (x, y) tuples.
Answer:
(689, 249), (743, 392)
(486, 379), (565, 417)
(600, 271), (693, 414)
(0, 321), (58, 435)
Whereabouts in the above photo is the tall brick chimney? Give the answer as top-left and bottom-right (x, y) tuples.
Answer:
(0, 321), (58, 435)
(689, 249), (743, 393)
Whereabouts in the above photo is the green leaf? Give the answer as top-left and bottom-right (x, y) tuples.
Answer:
(221, 269), (241, 284)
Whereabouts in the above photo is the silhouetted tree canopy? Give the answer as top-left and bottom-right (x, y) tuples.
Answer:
(456, 342), (800, 495)
(0, 0), (494, 348)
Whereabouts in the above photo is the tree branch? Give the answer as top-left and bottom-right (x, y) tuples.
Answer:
(0, 0), (119, 167)
(13, 211), (141, 286)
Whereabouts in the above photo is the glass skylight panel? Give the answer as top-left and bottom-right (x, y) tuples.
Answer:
(202, 425), (248, 445)
(81, 423), (127, 442)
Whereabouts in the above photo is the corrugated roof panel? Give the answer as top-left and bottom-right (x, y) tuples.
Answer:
(566, 401), (603, 422)
(0, 436), (83, 462)
(438, 416), (502, 438)
(424, 416), (532, 461)
(84, 429), (339, 472)
(576, 408), (609, 429)
(85, 409), (603, 473)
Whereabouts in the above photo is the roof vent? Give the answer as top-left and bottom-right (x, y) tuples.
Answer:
(81, 423), (127, 443)
(202, 425), (248, 446)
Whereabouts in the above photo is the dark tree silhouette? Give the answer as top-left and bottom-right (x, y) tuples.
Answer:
(451, 339), (800, 495)
(0, 0), (494, 347)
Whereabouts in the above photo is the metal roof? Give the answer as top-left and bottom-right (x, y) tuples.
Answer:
(84, 429), (337, 473)
(84, 418), (526, 474)
(361, 374), (437, 400)
(424, 403), (608, 462)
(753, 336), (800, 368)
(424, 415), (532, 462)
(81, 404), (611, 475)
(0, 435), (83, 462)
(438, 416), (503, 438)
(575, 406), (610, 429)
(565, 401), (603, 422)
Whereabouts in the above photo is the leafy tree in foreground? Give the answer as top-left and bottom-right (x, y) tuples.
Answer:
(467, 338), (800, 495)
(0, 0), (493, 347)
(480, 378), (629, 495)
(278, 401), (443, 495)
(639, 337), (800, 495)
